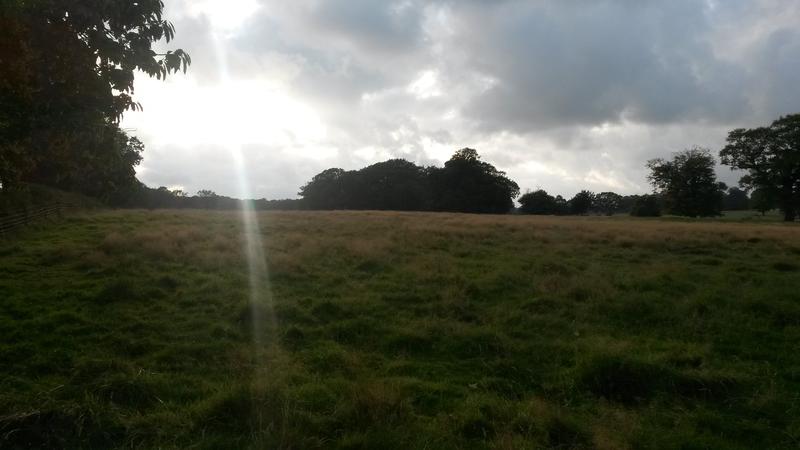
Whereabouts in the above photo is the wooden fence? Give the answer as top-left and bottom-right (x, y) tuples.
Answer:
(0, 204), (74, 237)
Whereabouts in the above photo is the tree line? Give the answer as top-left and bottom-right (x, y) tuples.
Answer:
(299, 148), (519, 213)
(294, 114), (798, 220)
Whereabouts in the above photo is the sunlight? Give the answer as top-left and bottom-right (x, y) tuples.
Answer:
(407, 70), (442, 99)
(210, 29), (276, 350)
(122, 77), (326, 148)
(232, 146), (275, 347)
(187, 0), (259, 32)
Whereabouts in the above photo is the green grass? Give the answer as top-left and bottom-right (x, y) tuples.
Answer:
(1, 210), (800, 449)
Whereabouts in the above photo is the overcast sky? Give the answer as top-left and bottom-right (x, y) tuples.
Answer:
(121, 0), (800, 200)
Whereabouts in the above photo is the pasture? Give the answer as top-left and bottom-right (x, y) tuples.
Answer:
(1, 210), (799, 449)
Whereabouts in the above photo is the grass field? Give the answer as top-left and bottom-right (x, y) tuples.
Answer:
(1, 210), (800, 449)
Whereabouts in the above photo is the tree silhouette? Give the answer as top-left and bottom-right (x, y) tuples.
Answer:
(0, 1), (189, 197)
(430, 148), (520, 214)
(298, 168), (350, 209)
(720, 114), (800, 221)
(647, 148), (724, 217)
(722, 187), (749, 211)
(519, 189), (558, 215)
(630, 194), (661, 217)
(593, 192), (623, 215)
(568, 190), (594, 215)
(348, 159), (429, 211)
(298, 150), (519, 214)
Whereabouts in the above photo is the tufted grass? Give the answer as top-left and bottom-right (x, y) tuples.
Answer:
(1, 209), (799, 449)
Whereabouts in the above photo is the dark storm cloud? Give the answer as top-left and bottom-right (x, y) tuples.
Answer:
(451, 0), (752, 131)
(751, 27), (800, 117)
(230, 0), (798, 131)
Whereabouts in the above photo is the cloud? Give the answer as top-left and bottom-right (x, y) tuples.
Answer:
(123, 0), (800, 199)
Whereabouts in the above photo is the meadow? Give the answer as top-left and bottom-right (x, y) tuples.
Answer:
(1, 209), (799, 449)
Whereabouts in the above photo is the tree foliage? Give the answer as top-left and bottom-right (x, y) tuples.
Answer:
(722, 187), (749, 211)
(593, 192), (623, 215)
(646, 147), (724, 217)
(518, 189), (560, 215)
(720, 114), (800, 221)
(0, 0), (189, 199)
(568, 190), (594, 215)
(429, 148), (520, 214)
(630, 194), (662, 217)
(749, 188), (776, 216)
(299, 149), (519, 214)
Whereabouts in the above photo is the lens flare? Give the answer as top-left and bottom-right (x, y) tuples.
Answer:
(212, 29), (275, 348)
(232, 148), (275, 347)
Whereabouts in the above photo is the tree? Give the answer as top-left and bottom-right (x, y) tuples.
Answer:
(722, 187), (749, 211)
(593, 192), (623, 215)
(646, 147), (724, 217)
(518, 189), (558, 214)
(630, 194), (661, 217)
(568, 190), (594, 215)
(720, 114), (800, 221)
(0, 1), (189, 193)
(429, 148), (520, 214)
(298, 150), (519, 214)
(25, 125), (144, 204)
(347, 159), (429, 211)
(749, 188), (776, 216)
(4, 0), (190, 119)
(553, 195), (568, 215)
(298, 168), (350, 209)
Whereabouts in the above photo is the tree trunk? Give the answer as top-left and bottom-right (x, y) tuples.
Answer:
(784, 208), (796, 222)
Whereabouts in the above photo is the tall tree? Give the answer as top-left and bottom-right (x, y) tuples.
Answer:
(518, 189), (558, 215)
(347, 159), (429, 211)
(568, 190), (594, 215)
(430, 148), (520, 214)
(0, 0), (189, 194)
(298, 168), (350, 210)
(593, 191), (623, 215)
(646, 147), (724, 217)
(720, 114), (800, 221)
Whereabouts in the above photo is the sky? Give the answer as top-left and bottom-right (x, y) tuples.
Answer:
(121, 0), (800, 200)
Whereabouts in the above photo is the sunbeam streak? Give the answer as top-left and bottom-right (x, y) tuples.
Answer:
(233, 147), (275, 347)
(211, 27), (276, 348)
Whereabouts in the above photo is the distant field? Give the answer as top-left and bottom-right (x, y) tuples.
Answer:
(1, 210), (799, 449)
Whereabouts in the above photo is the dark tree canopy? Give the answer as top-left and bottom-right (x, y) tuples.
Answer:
(298, 149), (519, 214)
(720, 114), (800, 221)
(722, 187), (750, 211)
(0, 0), (189, 198)
(349, 159), (429, 211)
(568, 190), (594, 215)
(429, 148), (520, 214)
(749, 188), (776, 216)
(593, 192), (624, 215)
(646, 147), (724, 217)
(630, 194), (662, 217)
(298, 168), (350, 210)
(518, 189), (561, 215)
